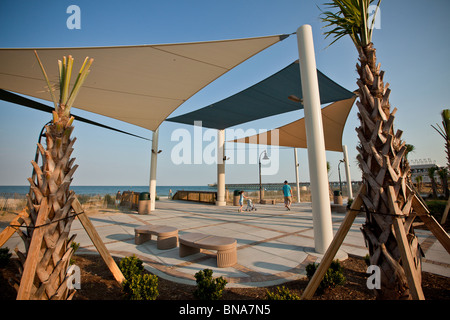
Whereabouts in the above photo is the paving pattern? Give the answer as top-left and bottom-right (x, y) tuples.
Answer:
(2, 199), (449, 287)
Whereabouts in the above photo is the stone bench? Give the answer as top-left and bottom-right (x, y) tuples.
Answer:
(260, 199), (276, 204)
(179, 233), (237, 268)
(134, 225), (178, 250)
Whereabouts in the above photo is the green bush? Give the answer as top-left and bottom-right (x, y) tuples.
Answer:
(104, 194), (115, 206)
(346, 198), (354, 210)
(119, 255), (159, 300)
(364, 254), (371, 266)
(0, 247), (12, 268)
(69, 242), (80, 265)
(266, 286), (300, 300)
(425, 200), (447, 221)
(194, 268), (227, 300)
(306, 260), (346, 294)
(122, 273), (159, 300)
(76, 194), (91, 205)
(119, 255), (144, 281)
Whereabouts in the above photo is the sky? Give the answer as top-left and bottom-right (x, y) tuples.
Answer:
(0, 0), (449, 187)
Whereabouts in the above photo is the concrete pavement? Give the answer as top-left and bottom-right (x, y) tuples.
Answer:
(2, 198), (449, 288)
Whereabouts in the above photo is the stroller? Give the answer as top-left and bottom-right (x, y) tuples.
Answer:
(245, 198), (257, 212)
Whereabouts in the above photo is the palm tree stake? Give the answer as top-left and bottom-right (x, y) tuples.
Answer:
(0, 51), (126, 300)
(302, 0), (450, 300)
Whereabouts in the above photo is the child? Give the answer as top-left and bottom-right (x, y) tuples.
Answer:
(238, 190), (247, 212)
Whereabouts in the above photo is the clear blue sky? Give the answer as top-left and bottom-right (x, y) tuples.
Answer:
(0, 0), (449, 186)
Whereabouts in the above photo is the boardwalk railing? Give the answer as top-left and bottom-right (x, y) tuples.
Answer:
(172, 190), (217, 204)
(120, 191), (140, 210)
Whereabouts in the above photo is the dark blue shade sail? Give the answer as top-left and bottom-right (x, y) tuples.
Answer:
(167, 61), (354, 129)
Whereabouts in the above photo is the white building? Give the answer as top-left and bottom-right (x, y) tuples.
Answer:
(410, 162), (439, 184)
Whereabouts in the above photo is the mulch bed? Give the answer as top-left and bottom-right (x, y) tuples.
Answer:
(1, 254), (449, 300)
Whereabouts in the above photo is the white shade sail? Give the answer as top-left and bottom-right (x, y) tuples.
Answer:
(0, 35), (286, 131)
(231, 96), (357, 152)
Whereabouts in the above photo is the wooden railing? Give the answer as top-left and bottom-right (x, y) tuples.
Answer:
(119, 190), (218, 207)
(172, 190), (217, 204)
(120, 191), (140, 210)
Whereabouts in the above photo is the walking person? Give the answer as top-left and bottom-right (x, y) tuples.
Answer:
(238, 190), (247, 213)
(115, 191), (121, 208)
(282, 181), (292, 211)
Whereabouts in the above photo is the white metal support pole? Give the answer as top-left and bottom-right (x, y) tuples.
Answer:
(294, 148), (301, 203)
(216, 129), (226, 206)
(297, 25), (333, 253)
(149, 127), (159, 211)
(342, 145), (353, 200)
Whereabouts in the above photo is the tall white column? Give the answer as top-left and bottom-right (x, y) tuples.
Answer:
(149, 127), (159, 211)
(216, 129), (226, 206)
(342, 145), (353, 200)
(294, 148), (301, 203)
(297, 25), (333, 254)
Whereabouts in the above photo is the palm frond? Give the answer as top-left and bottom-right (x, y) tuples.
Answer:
(431, 123), (447, 140)
(367, 0), (382, 41)
(60, 55), (74, 107)
(34, 51), (58, 110)
(320, 0), (381, 49)
(34, 53), (93, 117)
(432, 110), (450, 140)
(442, 109), (450, 137)
(65, 57), (94, 112)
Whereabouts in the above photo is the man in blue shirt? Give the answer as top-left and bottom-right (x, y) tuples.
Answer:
(282, 180), (292, 211)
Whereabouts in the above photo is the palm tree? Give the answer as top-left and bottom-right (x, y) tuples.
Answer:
(321, 0), (422, 299)
(404, 144), (415, 183)
(438, 168), (449, 199)
(415, 175), (423, 193)
(431, 109), (450, 169)
(16, 53), (93, 299)
(427, 166), (438, 199)
(405, 144), (415, 160)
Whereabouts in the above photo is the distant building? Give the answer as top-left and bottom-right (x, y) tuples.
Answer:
(410, 162), (439, 184)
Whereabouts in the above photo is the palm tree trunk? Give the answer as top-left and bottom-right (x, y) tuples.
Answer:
(438, 169), (449, 199)
(428, 167), (438, 199)
(16, 111), (78, 300)
(356, 43), (422, 299)
(14, 53), (93, 300)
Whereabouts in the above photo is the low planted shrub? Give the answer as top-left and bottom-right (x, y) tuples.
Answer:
(306, 260), (346, 294)
(364, 254), (371, 266)
(69, 241), (80, 265)
(119, 255), (144, 281)
(119, 255), (158, 300)
(266, 286), (300, 300)
(122, 273), (159, 300)
(425, 200), (447, 222)
(76, 194), (91, 205)
(0, 247), (12, 268)
(194, 268), (227, 300)
(346, 198), (354, 210)
(104, 194), (115, 206)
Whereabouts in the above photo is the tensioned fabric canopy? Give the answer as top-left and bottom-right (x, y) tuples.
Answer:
(231, 96), (357, 152)
(0, 35), (287, 131)
(166, 60), (355, 129)
(0, 88), (150, 141)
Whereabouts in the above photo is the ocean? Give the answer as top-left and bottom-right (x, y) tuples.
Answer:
(0, 185), (217, 197)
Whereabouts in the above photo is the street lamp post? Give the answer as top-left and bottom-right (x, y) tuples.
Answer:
(259, 150), (269, 203)
(338, 159), (344, 195)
